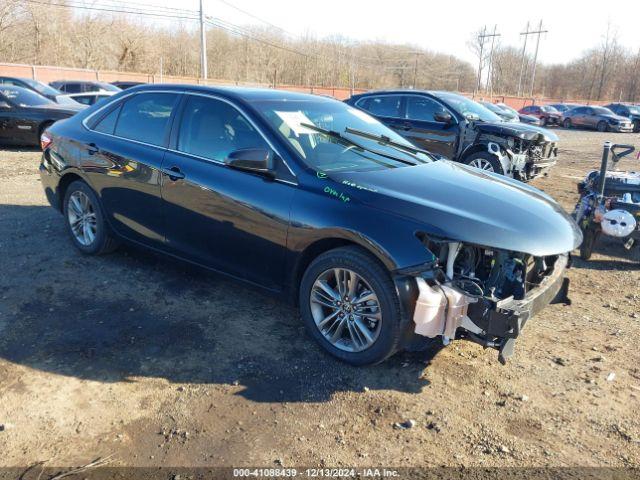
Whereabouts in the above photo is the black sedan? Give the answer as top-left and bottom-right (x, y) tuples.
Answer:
(0, 76), (64, 102)
(39, 85), (581, 365)
(0, 85), (82, 147)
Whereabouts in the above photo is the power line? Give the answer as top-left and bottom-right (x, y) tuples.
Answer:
(23, 0), (199, 21)
(214, 0), (295, 37)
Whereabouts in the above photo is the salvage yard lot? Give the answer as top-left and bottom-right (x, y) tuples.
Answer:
(0, 129), (639, 468)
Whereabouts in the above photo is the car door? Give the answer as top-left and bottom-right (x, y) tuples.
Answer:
(82, 91), (180, 248)
(160, 94), (295, 290)
(399, 95), (458, 158)
(571, 107), (586, 126)
(354, 95), (406, 136)
(0, 91), (34, 144)
(584, 108), (598, 128)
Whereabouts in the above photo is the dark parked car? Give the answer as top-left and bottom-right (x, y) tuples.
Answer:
(480, 101), (519, 122)
(496, 103), (542, 125)
(0, 76), (63, 102)
(49, 80), (121, 94)
(345, 90), (559, 181)
(111, 81), (145, 90)
(39, 85), (581, 365)
(518, 105), (562, 126)
(604, 103), (640, 132)
(548, 103), (583, 114)
(0, 85), (82, 146)
(562, 105), (633, 132)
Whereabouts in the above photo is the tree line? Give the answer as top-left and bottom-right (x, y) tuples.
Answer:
(1, 0), (638, 102)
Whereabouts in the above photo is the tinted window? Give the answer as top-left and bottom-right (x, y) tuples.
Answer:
(64, 83), (82, 93)
(359, 95), (402, 118)
(177, 96), (267, 162)
(573, 107), (587, 114)
(94, 104), (122, 134)
(406, 96), (446, 122)
(74, 95), (96, 105)
(0, 86), (53, 106)
(114, 93), (178, 146)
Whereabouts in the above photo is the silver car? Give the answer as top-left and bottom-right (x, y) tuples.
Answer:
(562, 106), (634, 132)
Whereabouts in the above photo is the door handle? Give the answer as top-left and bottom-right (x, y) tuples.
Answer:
(162, 166), (185, 181)
(86, 143), (98, 155)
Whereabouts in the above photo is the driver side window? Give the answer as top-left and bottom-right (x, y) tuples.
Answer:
(177, 95), (267, 162)
(405, 96), (446, 122)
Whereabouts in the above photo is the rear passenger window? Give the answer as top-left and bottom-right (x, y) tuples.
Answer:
(358, 95), (402, 118)
(177, 95), (267, 162)
(93, 105), (122, 134)
(114, 93), (178, 146)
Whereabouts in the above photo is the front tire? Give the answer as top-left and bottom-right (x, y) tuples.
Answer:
(580, 226), (598, 261)
(63, 180), (118, 255)
(563, 118), (572, 129)
(299, 246), (403, 365)
(464, 152), (505, 175)
(597, 121), (608, 132)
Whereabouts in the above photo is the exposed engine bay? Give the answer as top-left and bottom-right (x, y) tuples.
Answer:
(410, 236), (567, 363)
(465, 122), (559, 181)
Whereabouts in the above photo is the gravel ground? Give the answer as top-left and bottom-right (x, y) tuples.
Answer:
(0, 129), (639, 472)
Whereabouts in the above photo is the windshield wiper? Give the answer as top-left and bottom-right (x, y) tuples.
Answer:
(300, 123), (419, 166)
(344, 127), (434, 159)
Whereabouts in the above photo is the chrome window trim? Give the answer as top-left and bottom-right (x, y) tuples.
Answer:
(82, 88), (297, 181)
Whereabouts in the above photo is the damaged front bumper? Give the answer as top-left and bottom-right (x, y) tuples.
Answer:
(402, 253), (570, 364)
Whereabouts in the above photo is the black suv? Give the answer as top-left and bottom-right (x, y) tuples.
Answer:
(604, 103), (640, 132)
(345, 90), (559, 181)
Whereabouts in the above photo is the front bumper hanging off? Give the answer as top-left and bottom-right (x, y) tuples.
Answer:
(404, 254), (570, 364)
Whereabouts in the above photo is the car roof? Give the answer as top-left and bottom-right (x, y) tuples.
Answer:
(122, 83), (338, 103)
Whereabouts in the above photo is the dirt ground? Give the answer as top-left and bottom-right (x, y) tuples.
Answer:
(0, 129), (639, 473)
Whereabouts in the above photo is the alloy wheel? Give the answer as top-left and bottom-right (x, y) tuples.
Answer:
(67, 191), (97, 246)
(309, 268), (382, 352)
(468, 158), (495, 172)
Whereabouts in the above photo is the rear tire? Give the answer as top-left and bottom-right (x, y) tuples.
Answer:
(299, 246), (403, 365)
(463, 152), (505, 175)
(63, 180), (119, 255)
(597, 121), (608, 132)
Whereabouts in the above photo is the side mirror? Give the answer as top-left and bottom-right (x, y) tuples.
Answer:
(434, 111), (453, 124)
(225, 147), (274, 176)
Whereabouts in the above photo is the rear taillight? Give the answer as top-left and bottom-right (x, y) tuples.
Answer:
(40, 131), (52, 151)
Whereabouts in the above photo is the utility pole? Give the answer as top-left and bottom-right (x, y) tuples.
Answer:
(486, 25), (500, 99)
(412, 51), (419, 88)
(516, 21), (530, 97)
(474, 26), (486, 96)
(528, 20), (548, 97)
(475, 26), (500, 96)
(199, 0), (207, 80)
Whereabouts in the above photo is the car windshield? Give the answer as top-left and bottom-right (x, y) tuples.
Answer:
(551, 104), (568, 112)
(97, 82), (121, 92)
(626, 106), (640, 115)
(592, 106), (614, 115)
(498, 103), (519, 115)
(0, 86), (53, 106)
(22, 78), (61, 96)
(435, 93), (502, 122)
(253, 98), (432, 173)
(541, 105), (559, 113)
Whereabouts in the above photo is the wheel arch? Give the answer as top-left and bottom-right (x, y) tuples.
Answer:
(57, 170), (89, 211)
(287, 235), (396, 305)
(460, 142), (510, 174)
